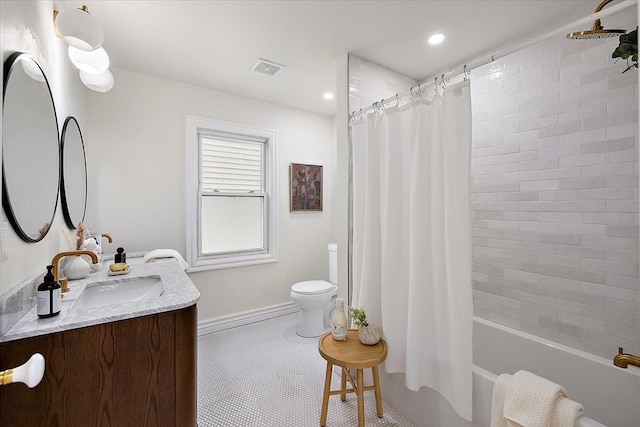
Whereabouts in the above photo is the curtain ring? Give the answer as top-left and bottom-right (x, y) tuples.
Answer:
(409, 86), (415, 101)
(441, 74), (447, 89)
(395, 93), (400, 107)
(434, 77), (439, 95)
(463, 65), (469, 81)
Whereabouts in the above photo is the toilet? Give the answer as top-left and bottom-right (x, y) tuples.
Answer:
(291, 243), (338, 337)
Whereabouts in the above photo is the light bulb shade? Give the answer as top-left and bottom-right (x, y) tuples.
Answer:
(79, 69), (114, 92)
(56, 7), (104, 51)
(68, 46), (109, 74)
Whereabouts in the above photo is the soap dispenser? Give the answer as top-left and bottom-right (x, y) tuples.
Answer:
(37, 265), (61, 318)
(114, 247), (126, 264)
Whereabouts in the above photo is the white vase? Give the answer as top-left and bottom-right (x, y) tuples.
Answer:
(357, 326), (381, 345)
(64, 256), (90, 280)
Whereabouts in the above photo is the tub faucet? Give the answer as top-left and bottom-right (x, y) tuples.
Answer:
(613, 347), (640, 369)
(51, 250), (99, 293)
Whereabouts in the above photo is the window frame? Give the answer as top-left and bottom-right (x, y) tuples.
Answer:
(186, 115), (277, 271)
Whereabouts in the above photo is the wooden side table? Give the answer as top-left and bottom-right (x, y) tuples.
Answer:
(317, 330), (388, 427)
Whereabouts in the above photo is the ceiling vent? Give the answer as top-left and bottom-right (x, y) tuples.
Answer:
(250, 58), (285, 77)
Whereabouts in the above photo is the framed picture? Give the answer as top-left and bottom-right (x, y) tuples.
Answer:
(290, 163), (323, 211)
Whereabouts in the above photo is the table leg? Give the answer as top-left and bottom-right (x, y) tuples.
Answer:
(372, 366), (383, 417)
(356, 369), (364, 427)
(340, 367), (347, 402)
(320, 361), (333, 427)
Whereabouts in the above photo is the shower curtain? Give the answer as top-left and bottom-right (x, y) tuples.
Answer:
(351, 80), (473, 421)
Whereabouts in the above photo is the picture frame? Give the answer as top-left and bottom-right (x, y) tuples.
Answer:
(290, 163), (323, 211)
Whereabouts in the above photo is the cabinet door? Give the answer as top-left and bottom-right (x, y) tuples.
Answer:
(0, 305), (197, 426)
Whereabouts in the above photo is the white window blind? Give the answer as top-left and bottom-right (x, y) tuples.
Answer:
(201, 136), (263, 193)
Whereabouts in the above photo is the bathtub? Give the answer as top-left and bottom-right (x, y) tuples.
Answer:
(379, 317), (640, 427)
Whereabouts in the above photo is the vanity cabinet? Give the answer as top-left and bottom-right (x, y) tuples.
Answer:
(0, 304), (197, 426)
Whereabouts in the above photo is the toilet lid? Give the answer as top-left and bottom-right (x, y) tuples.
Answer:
(292, 280), (335, 295)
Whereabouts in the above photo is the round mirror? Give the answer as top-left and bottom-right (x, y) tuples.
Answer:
(60, 117), (87, 229)
(2, 52), (60, 242)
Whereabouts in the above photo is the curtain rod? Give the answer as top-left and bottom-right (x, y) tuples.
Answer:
(350, 0), (637, 120)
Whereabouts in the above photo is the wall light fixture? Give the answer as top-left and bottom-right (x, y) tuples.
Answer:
(54, 5), (114, 92)
(79, 70), (115, 93)
(68, 46), (109, 74)
(54, 5), (103, 50)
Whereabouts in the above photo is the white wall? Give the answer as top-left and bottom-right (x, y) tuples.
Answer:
(0, 0), (88, 296)
(84, 68), (336, 321)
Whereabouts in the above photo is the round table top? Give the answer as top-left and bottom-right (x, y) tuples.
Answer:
(318, 329), (387, 369)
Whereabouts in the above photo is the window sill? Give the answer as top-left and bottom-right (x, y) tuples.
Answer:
(186, 254), (277, 273)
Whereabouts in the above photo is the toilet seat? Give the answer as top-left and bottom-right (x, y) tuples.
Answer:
(291, 280), (335, 295)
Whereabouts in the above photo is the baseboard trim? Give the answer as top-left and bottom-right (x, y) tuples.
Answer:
(198, 302), (299, 336)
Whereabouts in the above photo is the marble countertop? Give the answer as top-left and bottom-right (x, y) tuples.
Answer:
(0, 256), (200, 343)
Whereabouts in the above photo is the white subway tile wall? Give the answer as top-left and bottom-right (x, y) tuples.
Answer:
(349, 8), (638, 360)
(471, 11), (638, 358)
(348, 55), (417, 115)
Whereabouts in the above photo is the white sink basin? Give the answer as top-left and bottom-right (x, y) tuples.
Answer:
(72, 276), (164, 310)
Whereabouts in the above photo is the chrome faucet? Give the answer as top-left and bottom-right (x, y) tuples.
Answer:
(51, 250), (99, 293)
(613, 347), (640, 369)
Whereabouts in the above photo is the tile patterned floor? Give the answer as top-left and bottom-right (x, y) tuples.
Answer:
(197, 313), (415, 427)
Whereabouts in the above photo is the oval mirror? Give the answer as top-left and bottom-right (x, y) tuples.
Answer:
(2, 52), (60, 242)
(60, 117), (87, 229)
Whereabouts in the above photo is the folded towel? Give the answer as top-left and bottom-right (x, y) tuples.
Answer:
(144, 249), (189, 271)
(551, 397), (584, 427)
(503, 370), (567, 427)
(490, 374), (511, 427)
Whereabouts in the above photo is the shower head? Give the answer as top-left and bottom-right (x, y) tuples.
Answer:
(567, 20), (626, 39)
(566, 0), (626, 39)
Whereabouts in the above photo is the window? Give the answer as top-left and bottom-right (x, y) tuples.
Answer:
(186, 116), (277, 270)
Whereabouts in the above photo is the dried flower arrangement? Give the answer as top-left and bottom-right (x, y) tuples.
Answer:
(61, 222), (87, 251)
(75, 222), (86, 250)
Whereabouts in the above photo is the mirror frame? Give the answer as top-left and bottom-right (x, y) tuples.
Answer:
(1, 52), (60, 242)
(60, 116), (88, 229)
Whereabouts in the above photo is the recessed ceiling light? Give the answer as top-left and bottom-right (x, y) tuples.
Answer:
(323, 92), (334, 100)
(428, 33), (445, 45)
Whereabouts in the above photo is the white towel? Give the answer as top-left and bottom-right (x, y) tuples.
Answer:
(503, 370), (567, 427)
(144, 249), (189, 271)
(490, 374), (511, 427)
(551, 397), (584, 427)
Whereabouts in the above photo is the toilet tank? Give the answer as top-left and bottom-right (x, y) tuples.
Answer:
(328, 243), (337, 284)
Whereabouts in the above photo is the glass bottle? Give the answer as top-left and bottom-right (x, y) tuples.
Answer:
(37, 265), (61, 318)
(331, 297), (348, 341)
